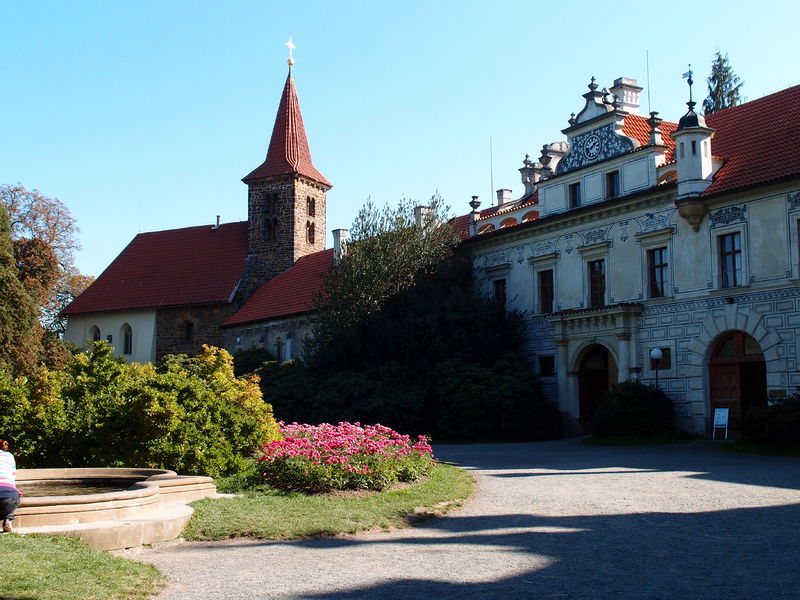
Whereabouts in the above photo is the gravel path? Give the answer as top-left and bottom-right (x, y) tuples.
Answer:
(121, 439), (800, 599)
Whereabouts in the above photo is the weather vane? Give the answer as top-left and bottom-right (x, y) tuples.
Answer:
(286, 37), (296, 68)
(682, 64), (694, 105)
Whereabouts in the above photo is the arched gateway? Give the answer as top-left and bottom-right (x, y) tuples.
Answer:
(578, 344), (617, 433)
(708, 331), (767, 432)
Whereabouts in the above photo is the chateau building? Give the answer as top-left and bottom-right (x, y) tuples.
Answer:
(461, 77), (800, 434)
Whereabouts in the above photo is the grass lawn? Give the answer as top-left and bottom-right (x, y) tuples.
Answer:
(0, 534), (164, 600)
(185, 462), (475, 541)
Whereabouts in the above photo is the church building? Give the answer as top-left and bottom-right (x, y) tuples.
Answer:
(62, 57), (333, 363)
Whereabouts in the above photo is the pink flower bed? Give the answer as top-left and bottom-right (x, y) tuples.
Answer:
(258, 422), (435, 492)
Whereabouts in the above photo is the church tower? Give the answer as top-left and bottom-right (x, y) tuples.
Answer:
(240, 52), (332, 299)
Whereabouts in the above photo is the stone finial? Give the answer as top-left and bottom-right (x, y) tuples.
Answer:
(647, 111), (664, 145)
(568, 112), (577, 126)
(588, 76), (598, 91)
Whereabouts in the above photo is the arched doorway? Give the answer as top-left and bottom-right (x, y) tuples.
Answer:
(578, 345), (617, 433)
(708, 331), (767, 432)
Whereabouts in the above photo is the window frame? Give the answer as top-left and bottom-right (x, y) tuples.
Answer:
(121, 324), (133, 355)
(569, 182), (582, 208)
(647, 246), (669, 298)
(528, 252), (558, 315)
(605, 170), (620, 198)
(578, 242), (610, 309)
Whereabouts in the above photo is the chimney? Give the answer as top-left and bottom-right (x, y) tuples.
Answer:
(496, 189), (513, 207)
(212, 215), (221, 230)
(609, 77), (643, 115)
(332, 228), (349, 265)
(414, 205), (433, 228)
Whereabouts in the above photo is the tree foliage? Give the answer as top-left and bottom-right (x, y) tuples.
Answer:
(0, 183), (93, 333)
(0, 204), (44, 375)
(258, 250), (560, 442)
(309, 194), (460, 354)
(702, 51), (744, 115)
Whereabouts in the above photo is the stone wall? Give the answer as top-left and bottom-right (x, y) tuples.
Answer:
(155, 304), (236, 361)
(241, 173), (327, 299)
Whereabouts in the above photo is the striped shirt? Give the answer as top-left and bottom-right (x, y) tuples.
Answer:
(0, 450), (17, 492)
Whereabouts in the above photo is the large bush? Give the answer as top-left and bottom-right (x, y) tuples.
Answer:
(0, 343), (281, 477)
(592, 380), (674, 437)
(740, 393), (800, 445)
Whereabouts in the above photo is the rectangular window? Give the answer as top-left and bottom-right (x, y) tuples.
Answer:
(719, 232), (742, 288)
(493, 278), (507, 306)
(606, 171), (620, 198)
(588, 260), (605, 307)
(648, 247), (669, 298)
(539, 356), (556, 377)
(650, 348), (671, 370)
(538, 269), (554, 314)
(569, 182), (581, 208)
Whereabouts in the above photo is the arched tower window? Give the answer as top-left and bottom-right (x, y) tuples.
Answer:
(306, 196), (316, 217)
(306, 221), (315, 244)
(89, 325), (101, 341)
(121, 323), (133, 355)
(264, 218), (278, 242)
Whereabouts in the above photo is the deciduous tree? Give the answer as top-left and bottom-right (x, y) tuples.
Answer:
(0, 183), (93, 333)
(0, 204), (44, 375)
(702, 51), (744, 115)
(309, 194), (460, 353)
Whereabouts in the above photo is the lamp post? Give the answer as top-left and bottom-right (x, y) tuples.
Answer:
(650, 348), (663, 388)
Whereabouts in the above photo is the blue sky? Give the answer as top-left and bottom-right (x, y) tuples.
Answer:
(2, 0), (797, 277)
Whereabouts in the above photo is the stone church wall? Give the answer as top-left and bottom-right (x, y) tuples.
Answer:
(155, 304), (235, 361)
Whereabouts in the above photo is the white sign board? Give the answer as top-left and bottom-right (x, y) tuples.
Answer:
(713, 408), (730, 440)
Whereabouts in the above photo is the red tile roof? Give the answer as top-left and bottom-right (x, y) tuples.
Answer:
(703, 84), (800, 197)
(450, 196), (538, 239)
(622, 113), (678, 159)
(223, 248), (334, 326)
(61, 222), (249, 315)
(243, 72), (332, 188)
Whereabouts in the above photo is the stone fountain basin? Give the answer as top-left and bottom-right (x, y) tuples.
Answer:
(14, 468), (217, 549)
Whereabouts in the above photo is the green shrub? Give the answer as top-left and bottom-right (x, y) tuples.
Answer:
(432, 354), (561, 442)
(740, 392), (800, 445)
(232, 347), (274, 376)
(4, 342), (282, 477)
(592, 380), (674, 437)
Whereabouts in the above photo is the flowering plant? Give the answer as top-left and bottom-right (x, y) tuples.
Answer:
(258, 422), (435, 492)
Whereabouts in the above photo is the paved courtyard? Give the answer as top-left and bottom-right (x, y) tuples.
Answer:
(122, 439), (800, 599)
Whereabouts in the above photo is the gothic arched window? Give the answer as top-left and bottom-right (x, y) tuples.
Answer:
(121, 323), (133, 355)
(306, 221), (315, 244)
(89, 325), (101, 341)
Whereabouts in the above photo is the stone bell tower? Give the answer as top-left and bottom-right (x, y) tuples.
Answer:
(239, 49), (332, 300)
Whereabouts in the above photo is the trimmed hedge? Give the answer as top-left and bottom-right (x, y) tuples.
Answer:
(592, 380), (674, 437)
(740, 393), (800, 445)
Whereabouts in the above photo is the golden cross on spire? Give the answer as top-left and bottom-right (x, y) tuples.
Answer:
(286, 37), (296, 67)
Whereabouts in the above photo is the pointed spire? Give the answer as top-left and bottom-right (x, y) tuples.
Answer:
(243, 70), (332, 187)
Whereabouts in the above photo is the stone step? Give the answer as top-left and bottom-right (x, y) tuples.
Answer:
(13, 502), (194, 551)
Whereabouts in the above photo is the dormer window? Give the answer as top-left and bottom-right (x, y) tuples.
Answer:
(569, 182), (582, 208)
(606, 171), (620, 198)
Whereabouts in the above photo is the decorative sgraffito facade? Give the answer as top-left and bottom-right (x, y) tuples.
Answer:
(464, 76), (800, 435)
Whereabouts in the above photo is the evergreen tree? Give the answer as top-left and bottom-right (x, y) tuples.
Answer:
(702, 51), (744, 115)
(0, 204), (44, 375)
